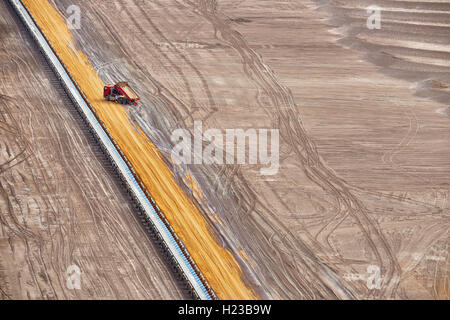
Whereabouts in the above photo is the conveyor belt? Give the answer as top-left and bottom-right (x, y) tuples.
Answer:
(8, 0), (215, 300)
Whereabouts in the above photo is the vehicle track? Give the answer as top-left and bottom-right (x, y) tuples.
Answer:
(22, 0), (257, 299)
(180, 0), (404, 298)
(136, 0), (218, 117)
(0, 0), (188, 299)
(47, 0), (450, 299)
(315, 0), (450, 108)
(83, 0), (196, 129)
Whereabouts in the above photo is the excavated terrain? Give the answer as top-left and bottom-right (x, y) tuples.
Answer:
(0, 0), (187, 299)
(1, 0), (448, 299)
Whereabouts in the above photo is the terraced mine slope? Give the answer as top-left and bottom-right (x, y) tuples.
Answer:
(0, 0), (186, 299)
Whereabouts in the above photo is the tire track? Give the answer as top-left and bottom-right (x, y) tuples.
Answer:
(85, 0), (195, 126)
(182, 0), (402, 298)
(315, 0), (450, 109)
(138, 0), (218, 114)
(0, 0), (187, 299)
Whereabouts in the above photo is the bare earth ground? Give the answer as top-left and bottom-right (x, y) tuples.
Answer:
(22, 0), (255, 299)
(49, 0), (449, 299)
(1, 0), (448, 299)
(0, 0), (186, 299)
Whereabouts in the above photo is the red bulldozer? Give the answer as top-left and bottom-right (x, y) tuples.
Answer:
(103, 81), (140, 106)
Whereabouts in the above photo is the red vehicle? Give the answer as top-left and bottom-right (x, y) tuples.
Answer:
(103, 81), (140, 106)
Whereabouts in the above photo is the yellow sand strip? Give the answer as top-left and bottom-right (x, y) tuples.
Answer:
(22, 0), (257, 300)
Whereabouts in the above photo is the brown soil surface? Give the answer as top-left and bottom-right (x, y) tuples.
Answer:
(3, 0), (448, 299)
(0, 0), (186, 299)
(21, 0), (256, 299)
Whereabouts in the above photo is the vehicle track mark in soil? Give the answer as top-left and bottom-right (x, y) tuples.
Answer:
(181, 0), (403, 298)
(22, 0), (258, 299)
(141, 0), (218, 116)
(85, 0), (195, 126)
(0, 0), (188, 299)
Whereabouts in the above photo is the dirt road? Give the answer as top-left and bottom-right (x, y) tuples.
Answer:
(0, 0), (186, 299)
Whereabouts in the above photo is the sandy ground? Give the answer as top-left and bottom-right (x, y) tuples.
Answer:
(0, 0), (187, 299)
(46, 0), (448, 299)
(3, 0), (448, 299)
(21, 0), (256, 299)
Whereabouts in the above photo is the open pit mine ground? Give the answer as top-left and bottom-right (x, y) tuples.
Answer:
(1, 0), (449, 300)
